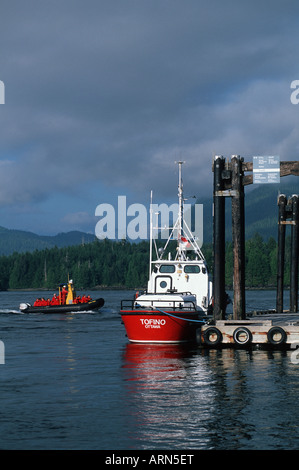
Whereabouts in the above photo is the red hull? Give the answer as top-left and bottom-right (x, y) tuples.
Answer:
(120, 309), (202, 343)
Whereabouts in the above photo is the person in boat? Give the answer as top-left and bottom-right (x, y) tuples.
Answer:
(60, 285), (68, 305)
(51, 294), (60, 305)
(33, 298), (41, 307)
(73, 295), (82, 304)
(79, 294), (92, 304)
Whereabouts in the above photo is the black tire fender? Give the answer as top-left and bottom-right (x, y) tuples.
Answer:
(233, 327), (253, 345)
(267, 326), (287, 345)
(203, 327), (223, 346)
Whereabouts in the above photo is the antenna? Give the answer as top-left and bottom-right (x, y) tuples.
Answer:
(149, 190), (153, 279)
(175, 160), (185, 240)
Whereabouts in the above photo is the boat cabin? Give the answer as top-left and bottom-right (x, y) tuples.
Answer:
(143, 258), (211, 311)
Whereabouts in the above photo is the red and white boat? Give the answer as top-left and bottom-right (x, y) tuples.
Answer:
(120, 162), (212, 343)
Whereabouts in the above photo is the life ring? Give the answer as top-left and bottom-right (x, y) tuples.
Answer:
(203, 327), (223, 346)
(233, 327), (252, 345)
(267, 326), (287, 345)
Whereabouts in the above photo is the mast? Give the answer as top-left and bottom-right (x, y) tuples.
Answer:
(175, 160), (205, 261)
(149, 190), (153, 279)
(176, 160), (186, 260)
(148, 161), (204, 265)
(177, 160), (185, 240)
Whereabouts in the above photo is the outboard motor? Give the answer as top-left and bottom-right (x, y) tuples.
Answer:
(19, 303), (30, 312)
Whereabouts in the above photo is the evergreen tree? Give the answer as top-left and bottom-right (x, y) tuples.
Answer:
(0, 234), (292, 291)
(246, 233), (271, 287)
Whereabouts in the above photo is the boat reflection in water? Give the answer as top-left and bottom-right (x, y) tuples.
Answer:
(122, 342), (195, 388)
(121, 342), (216, 448)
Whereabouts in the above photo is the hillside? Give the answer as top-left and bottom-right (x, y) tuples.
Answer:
(201, 176), (299, 243)
(0, 227), (96, 256)
(0, 179), (299, 255)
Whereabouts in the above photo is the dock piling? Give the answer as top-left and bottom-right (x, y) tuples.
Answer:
(231, 155), (246, 320)
(213, 155), (226, 320)
(290, 194), (299, 313)
(276, 194), (287, 313)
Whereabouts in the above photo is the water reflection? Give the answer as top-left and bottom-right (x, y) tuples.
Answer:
(122, 343), (216, 448)
(122, 344), (299, 450)
(122, 343), (193, 388)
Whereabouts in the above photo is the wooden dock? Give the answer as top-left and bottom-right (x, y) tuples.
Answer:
(212, 157), (299, 323)
(209, 156), (299, 350)
(200, 313), (299, 349)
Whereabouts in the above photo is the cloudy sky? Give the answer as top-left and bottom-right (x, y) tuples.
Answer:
(0, 0), (299, 235)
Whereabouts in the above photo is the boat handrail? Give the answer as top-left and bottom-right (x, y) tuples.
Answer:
(136, 290), (194, 296)
(120, 298), (198, 311)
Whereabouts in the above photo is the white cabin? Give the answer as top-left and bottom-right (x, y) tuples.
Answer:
(145, 259), (212, 311)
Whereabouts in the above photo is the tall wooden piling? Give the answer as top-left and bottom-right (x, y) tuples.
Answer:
(231, 155), (246, 320)
(276, 194), (287, 313)
(213, 155), (226, 320)
(290, 195), (299, 313)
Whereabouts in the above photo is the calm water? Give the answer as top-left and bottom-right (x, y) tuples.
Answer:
(0, 289), (298, 450)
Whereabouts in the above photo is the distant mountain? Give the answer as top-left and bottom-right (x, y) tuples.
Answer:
(201, 177), (299, 243)
(0, 227), (96, 256)
(1, 178), (299, 257)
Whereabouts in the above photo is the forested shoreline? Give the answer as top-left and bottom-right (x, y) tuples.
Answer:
(0, 233), (292, 291)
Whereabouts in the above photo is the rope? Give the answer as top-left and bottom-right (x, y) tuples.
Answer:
(154, 308), (207, 324)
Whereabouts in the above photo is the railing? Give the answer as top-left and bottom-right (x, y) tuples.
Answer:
(120, 298), (197, 311)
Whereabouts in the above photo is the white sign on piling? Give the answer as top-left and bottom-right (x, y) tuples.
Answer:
(253, 155), (280, 184)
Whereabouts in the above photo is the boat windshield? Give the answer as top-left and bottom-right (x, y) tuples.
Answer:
(159, 265), (176, 273)
(184, 265), (200, 273)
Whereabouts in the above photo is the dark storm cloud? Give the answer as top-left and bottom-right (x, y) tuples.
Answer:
(0, 0), (298, 222)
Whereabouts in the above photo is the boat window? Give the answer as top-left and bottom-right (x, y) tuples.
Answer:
(184, 265), (200, 273)
(159, 265), (175, 273)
